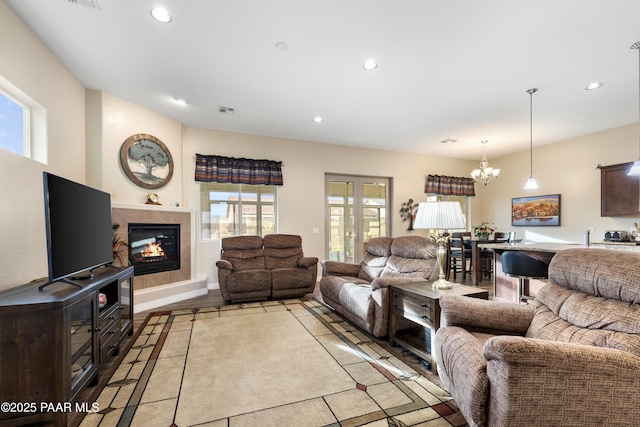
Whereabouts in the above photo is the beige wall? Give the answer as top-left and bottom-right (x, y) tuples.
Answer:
(85, 90), (184, 205)
(0, 1), (86, 290)
(481, 123), (640, 243)
(183, 127), (479, 282)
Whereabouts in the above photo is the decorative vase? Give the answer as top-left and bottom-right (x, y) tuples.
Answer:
(476, 233), (491, 240)
(407, 215), (415, 231)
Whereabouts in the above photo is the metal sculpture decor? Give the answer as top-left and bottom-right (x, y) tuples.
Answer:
(120, 134), (174, 190)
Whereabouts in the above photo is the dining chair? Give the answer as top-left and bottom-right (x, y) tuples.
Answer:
(448, 232), (472, 281)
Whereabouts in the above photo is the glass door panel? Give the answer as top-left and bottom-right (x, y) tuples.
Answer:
(327, 181), (354, 262)
(326, 175), (390, 263)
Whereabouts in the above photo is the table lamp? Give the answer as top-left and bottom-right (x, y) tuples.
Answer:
(413, 201), (467, 289)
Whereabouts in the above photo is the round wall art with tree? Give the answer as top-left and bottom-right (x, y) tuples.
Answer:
(119, 134), (174, 189)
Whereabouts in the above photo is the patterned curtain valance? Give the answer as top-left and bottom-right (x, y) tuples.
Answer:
(194, 154), (284, 185)
(425, 174), (476, 196)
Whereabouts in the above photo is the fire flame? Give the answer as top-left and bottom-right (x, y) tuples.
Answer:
(141, 242), (166, 257)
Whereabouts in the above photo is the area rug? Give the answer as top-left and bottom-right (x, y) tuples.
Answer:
(79, 299), (468, 427)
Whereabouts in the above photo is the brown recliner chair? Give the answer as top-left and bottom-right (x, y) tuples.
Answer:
(216, 234), (318, 303)
(433, 248), (640, 427)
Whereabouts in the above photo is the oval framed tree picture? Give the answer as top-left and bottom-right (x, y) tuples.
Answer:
(120, 134), (174, 189)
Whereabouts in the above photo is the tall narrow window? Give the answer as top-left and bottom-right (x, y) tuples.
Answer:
(200, 182), (277, 239)
(0, 75), (46, 163)
(0, 91), (27, 156)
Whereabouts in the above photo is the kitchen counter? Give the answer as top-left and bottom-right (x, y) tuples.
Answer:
(477, 241), (640, 303)
(478, 241), (640, 253)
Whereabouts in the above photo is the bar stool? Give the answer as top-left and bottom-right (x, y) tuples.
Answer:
(501, 251), (549, 303)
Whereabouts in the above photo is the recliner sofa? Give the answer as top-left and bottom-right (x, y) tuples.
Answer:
(216, 234), (318, 303)
(434, 248), (640, 427)
(320, 235), (440, 337)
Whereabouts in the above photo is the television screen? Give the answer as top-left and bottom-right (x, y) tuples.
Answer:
(43, 172), (113, 284)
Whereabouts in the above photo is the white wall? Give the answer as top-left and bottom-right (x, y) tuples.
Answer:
(0, 1), (86, 290)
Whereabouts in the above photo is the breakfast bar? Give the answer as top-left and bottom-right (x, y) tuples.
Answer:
(478, 241), (640, 302)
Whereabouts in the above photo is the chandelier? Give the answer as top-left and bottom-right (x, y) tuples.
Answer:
(470, 140), (500, 186)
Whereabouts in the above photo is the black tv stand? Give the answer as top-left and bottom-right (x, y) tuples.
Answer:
(0, 266), (135, 427)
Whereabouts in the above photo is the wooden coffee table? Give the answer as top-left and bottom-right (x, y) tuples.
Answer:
(389, 281), (489, 373)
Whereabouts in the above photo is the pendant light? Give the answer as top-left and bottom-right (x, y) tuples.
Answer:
(628, 42), (640, 175)
(524, 88), (539, 189)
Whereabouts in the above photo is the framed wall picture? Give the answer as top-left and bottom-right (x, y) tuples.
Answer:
(511, 194), (561, 226)
(120, 134), (174, 189)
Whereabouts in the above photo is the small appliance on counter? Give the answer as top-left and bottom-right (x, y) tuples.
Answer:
(603, 230), (631, 242)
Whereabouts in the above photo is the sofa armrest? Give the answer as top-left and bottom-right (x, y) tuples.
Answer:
(321, 260), (361, 277)
(483, 336), (640, 425)
(216, 259), (233, 271)
(370, 277), (418, 292)
(440, 295), (533, 335)
(298, 256), (318, 268)
(484, 336), (640, 371)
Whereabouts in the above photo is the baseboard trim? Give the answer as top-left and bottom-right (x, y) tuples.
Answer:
(133, 278), (208, 313)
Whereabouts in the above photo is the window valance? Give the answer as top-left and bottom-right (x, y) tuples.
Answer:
(425, 174), (476, 196)
(194, 154), (284, 185)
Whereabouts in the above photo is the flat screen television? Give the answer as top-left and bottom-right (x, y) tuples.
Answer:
(43, 172), (113, 287)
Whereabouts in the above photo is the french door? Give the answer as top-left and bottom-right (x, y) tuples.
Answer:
(325, 174), (391, 263)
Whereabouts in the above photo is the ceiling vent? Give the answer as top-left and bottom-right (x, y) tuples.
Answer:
(219, 106), (235, 115)
(68, 0), (101, 10)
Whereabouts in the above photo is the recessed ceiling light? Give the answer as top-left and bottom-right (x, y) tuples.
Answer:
(150, 8), (172, 23)
(173, 98), (187, 106)
(585, 82), (603, 90)
(363, 59), (378, 71)
(440, 138), (457, 144)
(275, 41), (289, 51)
(313, 116), (323, 123)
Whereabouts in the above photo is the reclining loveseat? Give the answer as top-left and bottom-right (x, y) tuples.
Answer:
(216, 234), (318, 303)
(320, 235), (440, 337)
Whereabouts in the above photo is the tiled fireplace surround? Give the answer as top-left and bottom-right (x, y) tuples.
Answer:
(112, 203), (207, 313)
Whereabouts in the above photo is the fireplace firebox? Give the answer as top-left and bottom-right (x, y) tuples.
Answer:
(128, 223), (180, 276)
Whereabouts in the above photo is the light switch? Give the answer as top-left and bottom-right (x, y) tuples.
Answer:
(312, 227), (319, 234)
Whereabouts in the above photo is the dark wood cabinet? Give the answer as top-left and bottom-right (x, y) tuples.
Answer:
(0, 266), (134, 427)
(600, 162), (640, 216)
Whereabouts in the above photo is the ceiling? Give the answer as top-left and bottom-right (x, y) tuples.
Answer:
(6, 0), (640, 160)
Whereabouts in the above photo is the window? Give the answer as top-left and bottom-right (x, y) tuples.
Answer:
(201, 182), (277, 239)
(0, 90), (27, 156)
(0, 75), (46, 163)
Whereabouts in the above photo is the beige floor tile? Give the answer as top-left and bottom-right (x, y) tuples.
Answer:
(404, 381), (442, 406)
(130, 398), (177, 427)
(140, 355), (186, 403)
(158, 329), (191, 358)
(110, 382), (136, 408)
(230, 397), (337, 427)
(195, 310), (220, 320)
(360, 420), (391, 427)
(415, 376), (450, 401)
(393, 407), (440, 425)
(263, 303), (289, 312)
(219, 306), (267, 317)
(324, 388), (381, 421)
(366, 381), (413, 409)
(296, 313), (333, 336)
(316, 333), (366, 365)
(175, 311), (354, 425)
(342, 361), (388, 386)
